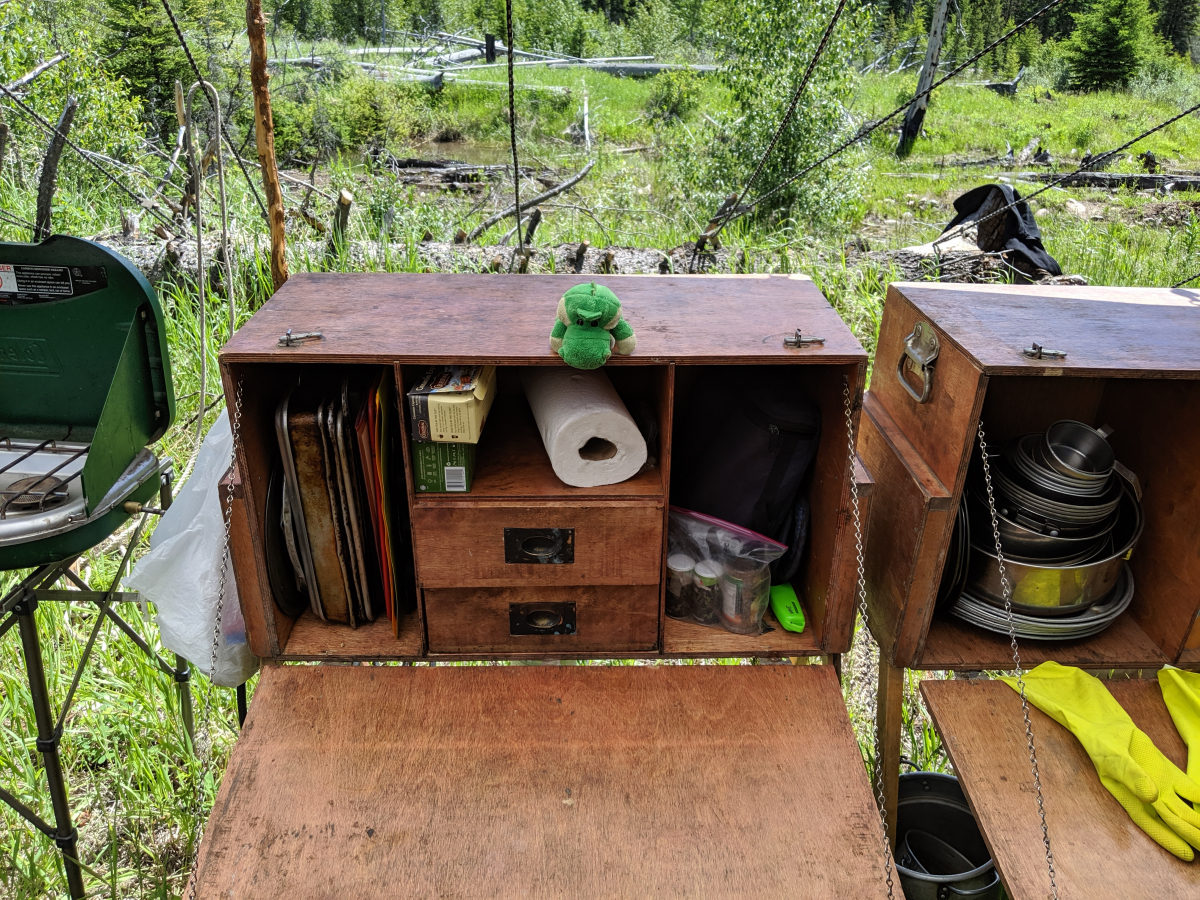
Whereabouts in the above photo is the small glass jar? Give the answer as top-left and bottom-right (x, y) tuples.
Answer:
(719, 557), (771, 634)
(666, 553), (696, 619)
(691, 560), (724, 626)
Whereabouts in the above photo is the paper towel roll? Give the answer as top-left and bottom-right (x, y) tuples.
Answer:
(521, 368), (648, 487)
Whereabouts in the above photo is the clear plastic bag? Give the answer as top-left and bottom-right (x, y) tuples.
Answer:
(125, 412), (258, 687)
(667, 507), (787, 635)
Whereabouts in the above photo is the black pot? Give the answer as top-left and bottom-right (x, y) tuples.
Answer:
(895, 772), (1001, 900)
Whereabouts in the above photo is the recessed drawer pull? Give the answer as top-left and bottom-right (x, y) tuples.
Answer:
(509, 602), (577, 635)
(504, 527), (575, 564)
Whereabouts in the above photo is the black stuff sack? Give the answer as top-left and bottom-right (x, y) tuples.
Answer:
(670, 367), (821, 583)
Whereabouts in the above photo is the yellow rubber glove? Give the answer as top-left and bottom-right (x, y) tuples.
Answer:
(1158, 666), (1200, 784)
(1000, 661), (1200, 862)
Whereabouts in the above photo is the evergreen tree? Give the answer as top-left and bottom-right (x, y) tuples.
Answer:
(1153, 0), (1200, 55)
(1066, 0), (1157, 90)
(101, 0), (208, 141)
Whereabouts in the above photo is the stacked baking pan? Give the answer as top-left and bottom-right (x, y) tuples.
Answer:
(944, 421), (1143, 640)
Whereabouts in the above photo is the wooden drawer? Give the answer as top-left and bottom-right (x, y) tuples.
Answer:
(425, 584), (659, 654)
(412, 502), (663, 588)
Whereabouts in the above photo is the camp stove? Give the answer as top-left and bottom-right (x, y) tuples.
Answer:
(0, 235), (175, 570)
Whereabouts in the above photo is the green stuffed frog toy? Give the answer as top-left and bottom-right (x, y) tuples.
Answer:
(549, 282), (636, 370)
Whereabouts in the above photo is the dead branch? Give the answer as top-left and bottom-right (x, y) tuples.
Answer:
(4, 52), (68, 94)
(33, 96), (76, 242)
(466, 160), (595, 242)
(247, 0), (289, 291)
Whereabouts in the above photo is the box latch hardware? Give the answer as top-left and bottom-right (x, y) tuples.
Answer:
(896, 321), (939, 404)
(277, 329), (323, 347)
(509, 602), (577, 635)
(783, 329), (826, 349)
(1022, 342), (1067, 360)
(504, 527), (575, 564)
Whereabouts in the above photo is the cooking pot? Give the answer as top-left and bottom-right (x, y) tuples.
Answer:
(1042, 419), (1114, 481)
(966, 477), (1142, 616)
(895, 772), (1001, 900)
(965, 490), (1111, 564)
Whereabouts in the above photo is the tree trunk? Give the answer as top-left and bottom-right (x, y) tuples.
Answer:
(247, 0), (289, 292)
(33, 97), (76, 242)
(897, 0), (951, 158)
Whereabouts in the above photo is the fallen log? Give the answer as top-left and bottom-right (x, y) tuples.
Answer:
(466, 160), (595, 242)
(548, 62), (717, 78)
(1029, 171), (1200, 191)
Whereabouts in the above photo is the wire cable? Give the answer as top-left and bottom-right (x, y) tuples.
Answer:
(158, 0), (270, 223)
(0, 208), (36, 231)
(504, 0), (524, 261)
(732, 0), (1068, 221)
(0, 84), (176, 227)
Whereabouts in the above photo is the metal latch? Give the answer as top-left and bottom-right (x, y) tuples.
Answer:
(783, 329), (826, 349)
(278, 329), (323, 347)
(896, 321), (940, 404)
(1023, 342), (1067, 360)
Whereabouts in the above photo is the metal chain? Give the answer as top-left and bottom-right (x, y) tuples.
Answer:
(976, 420), (1059, 900)
(185, 377), (243, 900)
(842, 377), (896, 900)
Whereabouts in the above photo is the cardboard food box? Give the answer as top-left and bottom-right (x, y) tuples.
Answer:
(412, 440), (476, 493)
(407, 365), (496, 443)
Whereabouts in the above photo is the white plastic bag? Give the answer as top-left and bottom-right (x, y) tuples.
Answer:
(125, 412), (259, 686)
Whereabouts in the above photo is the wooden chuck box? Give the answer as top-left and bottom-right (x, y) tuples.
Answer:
(195, 274), (893, 899)
(861, 282), (1200, 900)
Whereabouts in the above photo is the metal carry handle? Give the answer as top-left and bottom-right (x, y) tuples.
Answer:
(896, 321), (940, 404)
(942, 869), (1001, 898)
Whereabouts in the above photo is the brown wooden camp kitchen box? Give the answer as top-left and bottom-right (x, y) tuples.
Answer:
(193, 273), (893, 898)
(861, 282), (1200, 900)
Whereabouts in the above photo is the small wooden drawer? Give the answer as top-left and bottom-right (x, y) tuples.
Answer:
(425, 584), (660, 654)
(411, 502), (663, 588)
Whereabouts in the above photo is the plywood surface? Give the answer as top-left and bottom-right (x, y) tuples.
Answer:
(895, 283), (1200, 376)
(662, 611), (822, 657)
(220, 273), (867, 365)
(280, 610), (423, 661)
(923, 678), (1200, 900)
(916, 612), (1170, 671)
(194, 664), (890, 899)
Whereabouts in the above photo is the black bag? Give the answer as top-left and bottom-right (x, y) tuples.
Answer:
(670, 367), (821, 583)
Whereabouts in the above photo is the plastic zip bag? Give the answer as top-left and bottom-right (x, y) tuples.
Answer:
(125, 412), (258, 687)
(666, 507), (787, 635)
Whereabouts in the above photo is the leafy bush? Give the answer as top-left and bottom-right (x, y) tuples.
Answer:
(645, 68), (700, 122)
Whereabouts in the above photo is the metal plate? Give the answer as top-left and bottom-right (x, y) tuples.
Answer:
(509, 602), (577, 636)
(503, 527), (575, 564)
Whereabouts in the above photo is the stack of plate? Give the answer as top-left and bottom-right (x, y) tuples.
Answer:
(950, 564), (1135, 641)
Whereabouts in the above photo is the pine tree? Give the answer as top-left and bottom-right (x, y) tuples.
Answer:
(1153, 0), (1200, 55)
(101, 0), (208, 141)
(1066, 0), (1157, 90)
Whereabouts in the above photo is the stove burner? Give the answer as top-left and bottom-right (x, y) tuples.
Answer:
(1, 475), (69, 512)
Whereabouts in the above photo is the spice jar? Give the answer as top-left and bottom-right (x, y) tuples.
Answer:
(691, 560), (724, 626)
(719, 557), (771, 634)
(666, 553), (697, 619)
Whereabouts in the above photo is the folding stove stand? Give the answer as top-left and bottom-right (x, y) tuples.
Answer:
(0, 235), (188, 898)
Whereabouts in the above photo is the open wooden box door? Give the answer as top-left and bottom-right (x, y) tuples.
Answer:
(922, 678), (1200, 900)
(192, 663), (890, 898)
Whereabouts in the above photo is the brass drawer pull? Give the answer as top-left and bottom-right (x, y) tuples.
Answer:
(509, 602), (577, 635)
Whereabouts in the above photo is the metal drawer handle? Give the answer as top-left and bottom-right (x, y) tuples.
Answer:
(897, 321), (940, 404)
(504, 527), (575, 564)
(509, 602), (577, 635)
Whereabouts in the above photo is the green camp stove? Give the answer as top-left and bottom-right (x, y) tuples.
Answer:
(1, 235), (186, 899)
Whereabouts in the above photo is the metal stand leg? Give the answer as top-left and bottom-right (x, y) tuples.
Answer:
(236, 682), (248, 729)
(14, 595), (86, 900)
(876, 654), (904, 852)
(176, 654), (195, 746)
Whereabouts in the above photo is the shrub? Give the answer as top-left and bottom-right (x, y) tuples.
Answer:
(1066, 0), (1161, 91)
(645, 68), (700, 122)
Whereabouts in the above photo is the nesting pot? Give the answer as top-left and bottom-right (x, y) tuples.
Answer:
(965, 477), (1143, 616)
(895, 772), (1000, 900)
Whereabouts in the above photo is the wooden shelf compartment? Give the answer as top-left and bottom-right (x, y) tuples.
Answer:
(279, 609), (423, 661)
(922, 677), (1200, 900)
(193, 662), (892, 899)
(862, 283), (1200, 670)
(663, 610), (822, 657)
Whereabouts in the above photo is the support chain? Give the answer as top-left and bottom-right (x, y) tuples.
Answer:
(842, 377), (896, 900)
(976, 420), (1059, 900)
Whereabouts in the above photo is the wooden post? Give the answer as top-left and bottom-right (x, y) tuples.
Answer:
(247, 0), (289, 292)
(33, 97), (76, 242)
(327, 189), (353, 261)
(897, 0), (951, 158)
(0, 121), (8, 177)
(523, 207), (542, 244)
(876, 654), (904, 850)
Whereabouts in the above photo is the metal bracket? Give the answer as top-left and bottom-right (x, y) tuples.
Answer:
(278, 329), (323, 347)
(1023, 342), (1067, 360)
(783, 329), (826, 349)
(896, 321), (940, 404)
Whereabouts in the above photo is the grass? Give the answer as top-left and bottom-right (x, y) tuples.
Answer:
(6, 52), (1200, 895)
